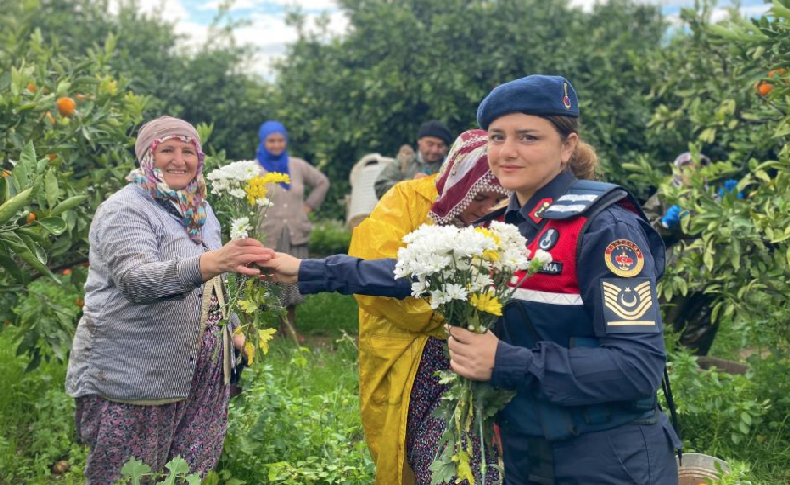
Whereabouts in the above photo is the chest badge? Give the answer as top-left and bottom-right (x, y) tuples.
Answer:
(537, 228), (559, 251)
(605, 239), (645, 277)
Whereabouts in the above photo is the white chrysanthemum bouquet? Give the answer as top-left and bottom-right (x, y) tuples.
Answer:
(206, 161), (289, 365)
(394, 221), (551, 485)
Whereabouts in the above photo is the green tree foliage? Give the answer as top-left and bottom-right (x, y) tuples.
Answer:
(270, 0), (670, 215)
(645, 0), (790, 347)
(0, 1), (146, 366)
(22, 0), (273, 161)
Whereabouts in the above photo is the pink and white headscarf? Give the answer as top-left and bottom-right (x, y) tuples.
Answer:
(428, 129), (510, 226)
(126, 116), (208, 243)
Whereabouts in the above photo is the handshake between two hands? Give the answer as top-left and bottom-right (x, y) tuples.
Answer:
(200, 238), (302, 283)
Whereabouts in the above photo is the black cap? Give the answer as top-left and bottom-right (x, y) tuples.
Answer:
(417, 120), (452, 145)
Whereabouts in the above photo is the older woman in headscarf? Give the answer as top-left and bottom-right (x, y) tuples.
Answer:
(255, 120), (330, 341)
(66, 116), (275, 484)
(262, 129), (509, 485)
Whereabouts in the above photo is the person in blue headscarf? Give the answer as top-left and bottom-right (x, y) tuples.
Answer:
(255, 121), (330, 342)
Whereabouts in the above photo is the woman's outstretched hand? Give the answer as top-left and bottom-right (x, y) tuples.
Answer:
(447, 325), (499, 381)
(259, 252), (302, 284)
(200, 238), (275, 280)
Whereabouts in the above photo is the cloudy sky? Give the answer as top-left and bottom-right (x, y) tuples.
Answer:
(125, 0), (771, 77)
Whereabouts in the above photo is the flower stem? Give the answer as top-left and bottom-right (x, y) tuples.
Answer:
(478, 397), (487, 485)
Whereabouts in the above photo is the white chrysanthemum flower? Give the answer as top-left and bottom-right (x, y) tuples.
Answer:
(230, 217), (251, 240)
(533, 249), (553, 265)
(429, 289), (447, 309)
(443, 283), (468, 302)
(411, 278), (428, 296)
(256, 198), (273, 207)
(229, 188), (246, 199)
(469, 271), (494, 293)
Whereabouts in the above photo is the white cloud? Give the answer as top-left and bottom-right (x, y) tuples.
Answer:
(265, 0), (338, 9)
(664, 2), (771, 25)
(109, 0), (190, 19)
(197, 0), (260, 10)
(232, 9), (348, 77)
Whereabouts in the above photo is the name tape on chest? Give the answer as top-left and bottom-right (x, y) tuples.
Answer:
(601, 277), (659, 333)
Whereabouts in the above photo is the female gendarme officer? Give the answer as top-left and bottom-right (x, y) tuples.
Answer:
(447, 75), (682, 484)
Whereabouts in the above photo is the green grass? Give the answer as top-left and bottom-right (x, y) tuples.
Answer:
(296, 292), (359, 337)
(0, 331), (87, 484)
(0, 327), (368, 484)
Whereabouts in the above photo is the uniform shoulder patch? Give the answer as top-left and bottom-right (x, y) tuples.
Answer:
(601, 277), (660, 334)
(604, 238), (644, 277)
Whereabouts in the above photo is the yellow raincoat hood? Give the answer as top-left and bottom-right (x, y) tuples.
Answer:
(349, 175), (444, 485)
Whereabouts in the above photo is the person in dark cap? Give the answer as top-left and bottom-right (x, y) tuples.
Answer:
(445, 75), (682, 484)
(374, 120), (452, 199)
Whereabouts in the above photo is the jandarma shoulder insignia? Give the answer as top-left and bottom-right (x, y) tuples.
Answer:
(604, 238), (644, 277)
(600, 277), (659, 334)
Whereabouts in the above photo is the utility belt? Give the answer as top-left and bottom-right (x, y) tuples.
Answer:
(498, 378), (658, 441)
(498, 407), (659, 485)
(496, 305), (658, 441)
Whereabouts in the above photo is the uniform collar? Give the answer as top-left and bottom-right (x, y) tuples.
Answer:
(505, 170), (577, 228)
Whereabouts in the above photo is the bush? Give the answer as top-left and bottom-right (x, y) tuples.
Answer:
(646, 2), (790, 349)
(0, 332), (87, 483)
(667, 350), (790, 482)
(219, 343), (374, 484)
(309, 219), (353, 257)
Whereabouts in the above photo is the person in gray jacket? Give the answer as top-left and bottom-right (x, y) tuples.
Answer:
(374, 120), (452, 199)
(66, 116), (274, 484)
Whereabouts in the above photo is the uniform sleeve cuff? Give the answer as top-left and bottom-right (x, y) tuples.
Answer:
(490, 341), (533, 390)
(298, 259), (327, 294)
(177, 254), (204, 289)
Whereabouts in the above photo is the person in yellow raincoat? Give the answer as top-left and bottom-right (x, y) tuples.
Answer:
(262, 129), (509, 484)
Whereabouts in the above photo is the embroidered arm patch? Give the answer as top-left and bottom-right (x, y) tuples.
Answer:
(600, 277), (660, 334)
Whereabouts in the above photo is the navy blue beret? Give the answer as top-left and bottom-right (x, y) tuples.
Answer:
(477, 75), (579, 130)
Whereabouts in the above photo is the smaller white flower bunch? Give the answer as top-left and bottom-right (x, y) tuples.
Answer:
(204, 161), (292, 369)
(206, 162), (290, 238)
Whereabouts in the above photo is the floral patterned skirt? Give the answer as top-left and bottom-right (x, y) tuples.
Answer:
(75, 297), (230, 485)
(406, 337), (500, 485)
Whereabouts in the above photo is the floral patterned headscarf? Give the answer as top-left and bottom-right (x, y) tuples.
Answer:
(127, 116), (208, 243)
(428, 129), (510, 226)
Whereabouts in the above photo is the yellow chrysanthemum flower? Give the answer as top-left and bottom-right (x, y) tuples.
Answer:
(245, 176), (270, 206)
(482, 249), (500, 262)
(470, 291), (503, 316)
(260, 172), (291, 186)
(474, 226), (500, 246)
